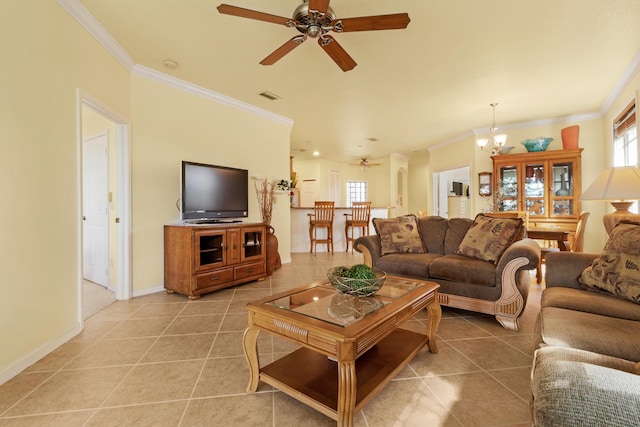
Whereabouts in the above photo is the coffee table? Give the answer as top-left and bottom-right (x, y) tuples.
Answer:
(242, 275), (441, 427)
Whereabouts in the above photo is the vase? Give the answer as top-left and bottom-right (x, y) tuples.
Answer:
(561, 125), (579, 149)
(265, 225), (281, 276)
(290, 188), (299, 207)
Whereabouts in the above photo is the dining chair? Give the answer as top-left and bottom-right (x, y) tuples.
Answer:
(535, 211), (591, 283)
(308, 201), (335, 254)
(344, 201), (371, 253)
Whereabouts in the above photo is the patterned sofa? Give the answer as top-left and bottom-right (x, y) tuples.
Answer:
(531, 221), (640, 426)
(354, 214), (540, 331)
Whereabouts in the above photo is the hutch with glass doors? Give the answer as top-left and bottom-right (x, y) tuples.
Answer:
(491, 149), (583, 240)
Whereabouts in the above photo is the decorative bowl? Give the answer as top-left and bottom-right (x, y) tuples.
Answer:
(499, 145), (515, 155)
(521, 137), (553, 152)
(327, 266), (386, 297)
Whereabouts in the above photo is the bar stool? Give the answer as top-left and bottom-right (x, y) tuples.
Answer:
(308, 201), (335, 254)
(344, 201), (371, 252)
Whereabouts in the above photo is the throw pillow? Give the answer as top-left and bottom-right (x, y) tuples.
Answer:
(373, 214), (425, 255)
(456, 213), (524, 264)
(579, 221), (640, 304)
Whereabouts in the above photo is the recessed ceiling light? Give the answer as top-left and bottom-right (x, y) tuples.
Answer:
(163, 59), (179, 69)
(259, 91), (280, 100)
(313, 151), (320, 156)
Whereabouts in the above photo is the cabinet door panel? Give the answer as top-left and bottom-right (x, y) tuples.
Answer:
(195, 231), (226, 272)
(227, 229), (241, 265)
(497, 165), (519, 211)
(242, 226), (266, 262)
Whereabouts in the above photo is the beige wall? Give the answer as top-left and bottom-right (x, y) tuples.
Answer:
(0, 1), (131, 379)
(293, 157), (392, 208)
(130, 76), (292, 294)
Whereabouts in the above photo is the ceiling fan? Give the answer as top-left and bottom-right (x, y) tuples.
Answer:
(217, 1), (410, 71)
(351, 158), (381, 169)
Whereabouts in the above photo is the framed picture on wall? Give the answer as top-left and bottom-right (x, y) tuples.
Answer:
(479, 172), (492, 196)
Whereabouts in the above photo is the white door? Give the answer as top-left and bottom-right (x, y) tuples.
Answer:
(82, 132), (110, 287)
(329, 170), (341, 206)
(300, 179), (318, 207)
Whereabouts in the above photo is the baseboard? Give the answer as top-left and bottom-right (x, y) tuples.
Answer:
(0, 322), (83, 386)
(132, 284), (165, 298)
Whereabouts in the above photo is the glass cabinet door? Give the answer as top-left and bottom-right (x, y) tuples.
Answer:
(524, 163), (545, 217)
(497, 165), (518, 211)
(550, 160), (575, 217)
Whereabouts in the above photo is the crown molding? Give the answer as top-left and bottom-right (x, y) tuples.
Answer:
(56, 0), (292, 127)
(427, 131), (474, 152)
(428, 112), (601, 153)
(601, 48), (640, 114)
(132, 65), (293, 126)
(56, 0), (135, 71)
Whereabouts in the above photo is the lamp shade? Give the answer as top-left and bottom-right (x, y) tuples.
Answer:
(580, 166), (640, 201)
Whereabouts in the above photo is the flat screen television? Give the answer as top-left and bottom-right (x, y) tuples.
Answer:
(181, 161), (249, 222)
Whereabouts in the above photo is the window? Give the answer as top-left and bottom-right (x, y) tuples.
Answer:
(613, 100), (638, 212)
(613, 100), (637, 167)
(346, 181), (367, 207)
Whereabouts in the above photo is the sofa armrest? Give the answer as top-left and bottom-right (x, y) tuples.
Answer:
(354, 235), (381, 267)
(544, 252), (598, 289)
(496, 238), (541, 273)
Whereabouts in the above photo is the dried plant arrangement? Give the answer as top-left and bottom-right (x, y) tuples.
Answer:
(255, 178), (275, 226)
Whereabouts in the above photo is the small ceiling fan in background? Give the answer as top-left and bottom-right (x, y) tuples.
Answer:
(350, 158), (381, 170)
(217, 0), (410, 71)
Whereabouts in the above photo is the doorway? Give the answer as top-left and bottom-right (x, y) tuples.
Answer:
(433, 166), (471, 218)
(82, 131), (110, 288)
(78, 91), (131, 322)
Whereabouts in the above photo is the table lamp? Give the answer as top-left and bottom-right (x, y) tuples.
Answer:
(580, 166), (640, 235)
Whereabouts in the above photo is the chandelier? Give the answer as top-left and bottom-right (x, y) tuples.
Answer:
(476, 103), (507, 155)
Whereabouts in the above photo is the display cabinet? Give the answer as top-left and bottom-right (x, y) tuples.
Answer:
(492, 149), (583, 235)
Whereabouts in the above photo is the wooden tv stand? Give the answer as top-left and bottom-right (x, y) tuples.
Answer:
(164, 223), (266, 299)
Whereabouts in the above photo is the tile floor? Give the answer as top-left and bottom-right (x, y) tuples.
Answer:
(0, 252), (542, 426)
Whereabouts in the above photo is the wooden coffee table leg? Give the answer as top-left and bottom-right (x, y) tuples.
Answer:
(337, 360), (356, 427)
(242, 326), (261, 392)
(426, 301), (442, 353)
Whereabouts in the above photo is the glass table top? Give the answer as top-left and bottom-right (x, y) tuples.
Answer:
(265, 278), (425, 327)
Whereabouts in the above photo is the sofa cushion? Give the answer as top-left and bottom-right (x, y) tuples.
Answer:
(429, 254), (496, 286)
(376, 253), (443, 277)
(444, 218), (473, 255)
(531, 346), (640, 427)
(540, 306), (640, 362)
(456, 214), (524, 264)
(417, 216), (449, 254)
(580, 221), (640, 304)
(373, 214), (425, 255)
(542, 287), (640, 322)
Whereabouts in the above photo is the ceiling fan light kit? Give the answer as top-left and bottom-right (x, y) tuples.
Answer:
(217, 1), (410, 71)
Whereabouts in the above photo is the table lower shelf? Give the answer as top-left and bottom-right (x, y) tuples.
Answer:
(259, 327), (428, 419)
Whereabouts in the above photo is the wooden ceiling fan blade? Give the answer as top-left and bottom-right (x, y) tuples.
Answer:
(260, 36), (306, 65)
(217, 4), (292, 26)
(334, 13), (410, 32)
(318, 36), (357, 72)
(308, 0), (331, 15)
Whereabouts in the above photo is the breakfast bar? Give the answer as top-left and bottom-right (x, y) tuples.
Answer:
(290, 207), (389, 253)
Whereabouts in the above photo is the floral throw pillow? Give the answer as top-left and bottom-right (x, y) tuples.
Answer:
(456, 213), (524, 264)
(580, 221), (640, 304)
(373, 215), (425, 255)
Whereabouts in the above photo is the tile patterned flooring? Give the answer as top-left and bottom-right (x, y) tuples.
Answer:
(0, 252), (541, 426)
